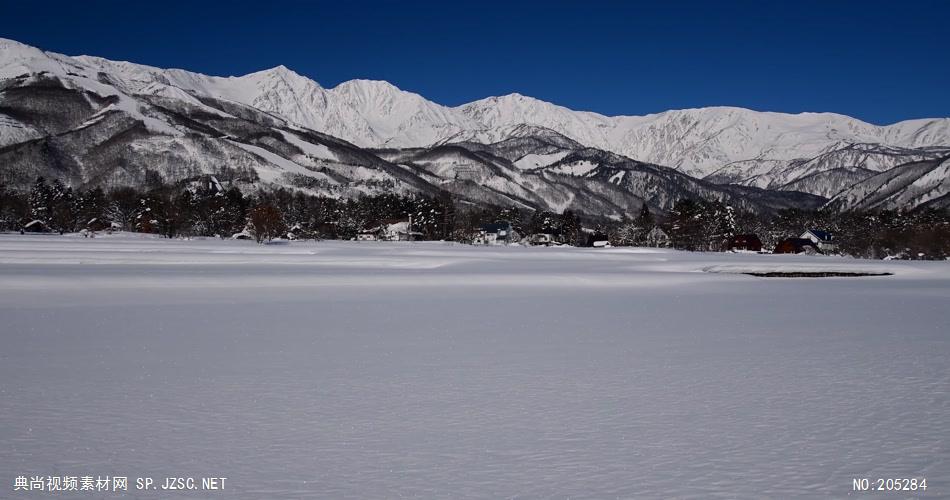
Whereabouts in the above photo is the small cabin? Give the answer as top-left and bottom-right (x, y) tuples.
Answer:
(727, 234), (762, 252)
(22, 220), (51, 233)
(582, 231), (611, 248)
(356, 230), (379, 241)
(85, 217), (111, 232)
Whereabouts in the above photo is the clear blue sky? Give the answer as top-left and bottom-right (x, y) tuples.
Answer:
(2, 0), (947, 125)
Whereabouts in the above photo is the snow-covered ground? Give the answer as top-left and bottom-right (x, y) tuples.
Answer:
(1, 233), (948, 499)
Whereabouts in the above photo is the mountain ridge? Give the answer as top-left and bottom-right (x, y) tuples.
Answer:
(4, 37), (947, 173)
(0, 37), (947, 215)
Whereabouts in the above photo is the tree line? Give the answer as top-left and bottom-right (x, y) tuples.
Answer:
(658, 198), (950, 260)
(1, 177), (948, 259)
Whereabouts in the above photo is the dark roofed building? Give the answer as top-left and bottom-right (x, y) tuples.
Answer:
(727, 234), (762, 252)
(773, 238), (820, 254)
(582, 231), (611, 248)
(23, 220), (50, 233)
(480, 222), (511, 234)
(803, 229), (832, 242)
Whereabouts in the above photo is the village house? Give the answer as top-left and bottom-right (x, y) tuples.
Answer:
(356, 229), (379, 241)
(800, 229), (837, 253)
(382, 221), (423, 241)
(528, 233), (557, 246)
(475, 221), (519, 245)
(582, 229), (611, 248)
(359, 219), (423, 241)
(22, 220), (51, 233)
(85, 217), (112, 232)
(773, 238), (820, 254)
(727, 234), (763, 252)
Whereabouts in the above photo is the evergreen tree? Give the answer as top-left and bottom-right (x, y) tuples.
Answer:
(528, 210), (559, 236)
(634, 203), (654, 229)
(701, 201), (737, 251)
(221, 186), (248, 237)
(497, 207), (526, 236)
(558, 210), (581, 246)
(29, 177), (52, 224)
(0, 183), (28, 231)
(77, 186), (108, 230)
(106, 187), (141, 232)
(670, 199), (703, 250)
(48, 179), (76, 234)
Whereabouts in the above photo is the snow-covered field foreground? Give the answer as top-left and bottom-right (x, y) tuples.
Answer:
(1, 234), (948, 499)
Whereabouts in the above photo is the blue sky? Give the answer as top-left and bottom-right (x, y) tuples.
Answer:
(2, 0), (947, 124)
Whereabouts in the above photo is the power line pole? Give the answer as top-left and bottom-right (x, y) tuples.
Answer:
(447, 167), (475, 242)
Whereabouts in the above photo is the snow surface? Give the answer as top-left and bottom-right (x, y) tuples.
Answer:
(280, 130), (339, 162)
(547, 160), (599, 177)
(227, 140), (335, 185)
(513, 151), (572, 170)
(0, 234), (948, 499)
(0, 114), (41, 147)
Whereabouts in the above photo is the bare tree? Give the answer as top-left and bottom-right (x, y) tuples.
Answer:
(249, 204), (285, 243)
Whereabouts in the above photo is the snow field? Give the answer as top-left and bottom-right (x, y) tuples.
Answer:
(0, 234), (948, 499)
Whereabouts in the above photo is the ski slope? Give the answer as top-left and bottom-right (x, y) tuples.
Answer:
(0, 234), (947, 499)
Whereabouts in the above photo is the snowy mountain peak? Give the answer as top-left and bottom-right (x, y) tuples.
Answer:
(1, 37), (949, 192)
(0, 37), (40, 55)
(0, 37), (70, 79)
(483, 92), (534, 103)
(332, 78), (412, 104)
(462, 92), (579, 116)
(243, 64), (317, 85)
(267, 64), (293, 73)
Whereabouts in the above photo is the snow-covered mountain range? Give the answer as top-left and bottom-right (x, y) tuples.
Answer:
(825, 157), (950, 212)
(1, 37), (948, 215)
